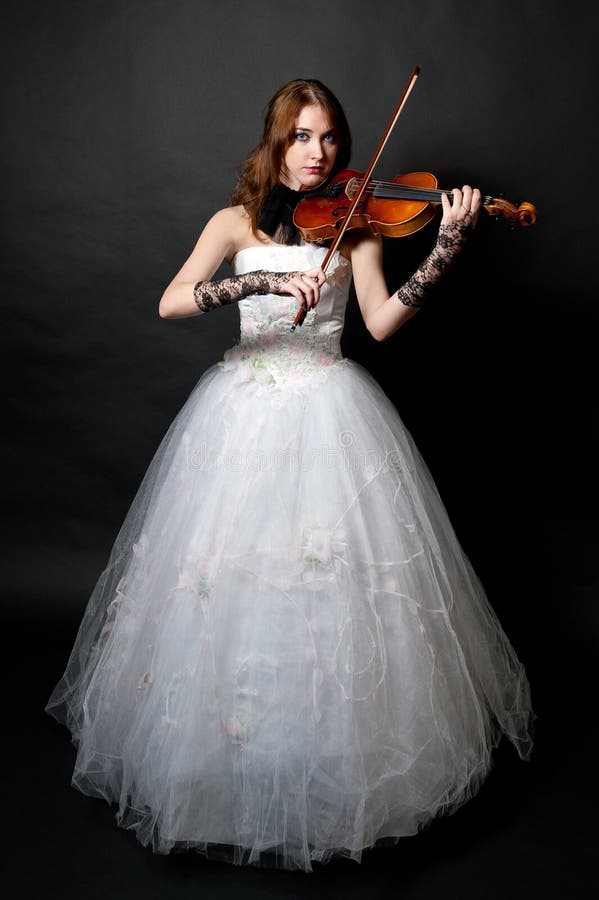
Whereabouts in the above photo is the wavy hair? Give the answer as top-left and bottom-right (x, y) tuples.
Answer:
(231, 79), (352, 235)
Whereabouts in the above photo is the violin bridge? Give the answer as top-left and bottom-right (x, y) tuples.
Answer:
(345, 177), (360, 199)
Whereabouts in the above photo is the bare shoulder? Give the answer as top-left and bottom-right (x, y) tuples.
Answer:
(203, 205), (252, 262)
(207, 205), (247, 230)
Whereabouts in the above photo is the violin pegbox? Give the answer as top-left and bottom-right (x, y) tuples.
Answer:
(484, 194), (537, 228)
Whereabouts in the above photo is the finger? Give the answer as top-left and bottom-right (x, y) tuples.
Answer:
(290, 273), (315, 306)
(301, 268), (325, 294)
(461, 184), (473, 211)
(309, 267), (327, 286)
(440, 191), (451, 222)
(442, 188), (462, 225)
(298, 274), (318, 309)
(304, 273), (321, 307)
(286, 285), (305, 305)
(308, 285), (320, 308)
(285, 279), (304, 305)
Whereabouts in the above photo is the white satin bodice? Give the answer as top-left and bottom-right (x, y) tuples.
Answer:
(234, 243), (351, 346)
(219, 244), (353, 405)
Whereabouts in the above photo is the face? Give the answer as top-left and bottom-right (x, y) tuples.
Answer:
(281, 104), (338, 191)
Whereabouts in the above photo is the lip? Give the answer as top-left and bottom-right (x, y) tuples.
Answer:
(305, 167), (322, 173)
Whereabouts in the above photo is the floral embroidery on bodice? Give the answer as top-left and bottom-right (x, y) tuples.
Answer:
(219, 244), (352, 407)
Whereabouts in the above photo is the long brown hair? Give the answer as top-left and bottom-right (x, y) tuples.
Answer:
(231, 79), (352, 235)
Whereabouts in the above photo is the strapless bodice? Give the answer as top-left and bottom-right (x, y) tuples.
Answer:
(219, 244), (353, 406)
(233, 242), (351, 343)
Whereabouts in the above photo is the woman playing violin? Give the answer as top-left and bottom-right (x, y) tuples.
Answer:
(159, 78), (482, 330)
(46, 78), (532, 873)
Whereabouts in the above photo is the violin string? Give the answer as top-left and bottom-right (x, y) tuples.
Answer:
(359, 181), (451, 201)
(352, 180), (493, 205)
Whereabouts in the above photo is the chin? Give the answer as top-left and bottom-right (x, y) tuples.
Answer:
(301, 173), (329, 190)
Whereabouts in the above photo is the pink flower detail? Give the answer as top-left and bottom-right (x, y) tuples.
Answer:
(301, 524), (347, 566)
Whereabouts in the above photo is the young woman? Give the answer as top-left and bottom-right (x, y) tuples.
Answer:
(46, 79), (533, 873)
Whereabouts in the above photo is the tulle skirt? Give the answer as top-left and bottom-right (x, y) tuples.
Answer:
(46, 354), (533, 872)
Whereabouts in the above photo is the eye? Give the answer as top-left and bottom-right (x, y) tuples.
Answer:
(323, 133), (336, 143)
(295, 131), (309, 141)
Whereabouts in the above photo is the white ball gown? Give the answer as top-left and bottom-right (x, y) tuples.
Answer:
(46, 243), (533, 873)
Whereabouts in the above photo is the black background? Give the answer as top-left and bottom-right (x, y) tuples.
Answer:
(3, 0), (597, 897)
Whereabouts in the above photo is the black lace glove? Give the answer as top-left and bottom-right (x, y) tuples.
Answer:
(193, 270), (310, 313)
(397, 220), (473, 308)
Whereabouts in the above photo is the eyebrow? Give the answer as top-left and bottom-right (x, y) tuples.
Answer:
(295, 126), (335, 133)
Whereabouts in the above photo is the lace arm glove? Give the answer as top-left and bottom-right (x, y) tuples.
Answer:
(396, 220), (472, 308)
(193, 270), (308, 313)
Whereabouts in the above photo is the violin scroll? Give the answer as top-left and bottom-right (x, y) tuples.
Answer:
(484, 196), (537, 228)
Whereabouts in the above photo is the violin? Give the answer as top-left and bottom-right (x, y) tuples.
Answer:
(293, 168), (537, 241)
(290, 67), (537, 330)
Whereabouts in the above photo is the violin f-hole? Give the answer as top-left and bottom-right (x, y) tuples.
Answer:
(332, 205), (349, 219)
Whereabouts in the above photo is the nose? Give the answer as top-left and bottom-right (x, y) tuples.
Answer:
(310, 138), (324, 160)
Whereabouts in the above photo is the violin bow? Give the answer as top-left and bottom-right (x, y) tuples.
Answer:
(291, 65), (420, 331)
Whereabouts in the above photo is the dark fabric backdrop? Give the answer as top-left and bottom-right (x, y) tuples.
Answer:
(3, 0), (597, 894)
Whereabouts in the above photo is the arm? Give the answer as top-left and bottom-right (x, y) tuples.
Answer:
(159, 206), (325, 320)
(348, 186), (481, 342)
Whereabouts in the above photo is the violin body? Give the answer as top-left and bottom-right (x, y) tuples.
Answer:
(294, 169), (440, 241)
(293, 168), (537, 243)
